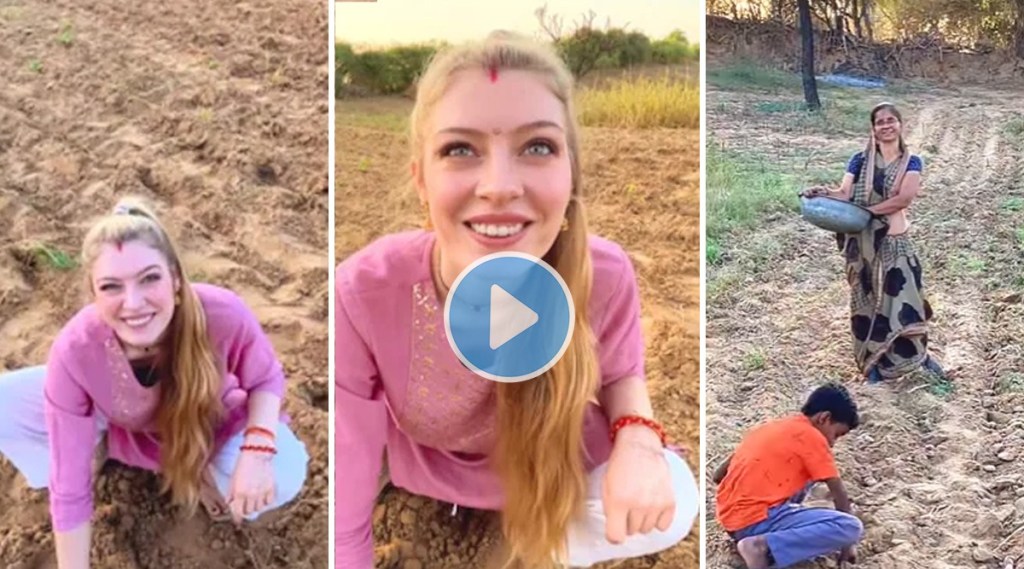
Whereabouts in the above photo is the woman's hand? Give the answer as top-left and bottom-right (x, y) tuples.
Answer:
(227, 440), (276, 525)
(800, 186), (831, 198)
(602, 425), (675, 544)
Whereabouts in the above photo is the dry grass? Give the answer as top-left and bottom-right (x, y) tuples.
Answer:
(577, 75), (698, 129)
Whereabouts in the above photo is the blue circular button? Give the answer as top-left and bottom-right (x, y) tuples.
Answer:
(444, 252), (574, 383)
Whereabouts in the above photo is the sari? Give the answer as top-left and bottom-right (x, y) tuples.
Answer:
(837, 141), (933, 380)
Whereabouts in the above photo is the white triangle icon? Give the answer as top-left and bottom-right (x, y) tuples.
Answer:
(489, 285), (539, 350)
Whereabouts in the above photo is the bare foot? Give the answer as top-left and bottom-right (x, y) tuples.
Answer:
(736, 536), (770, 569)
(199, 468), (230, 522)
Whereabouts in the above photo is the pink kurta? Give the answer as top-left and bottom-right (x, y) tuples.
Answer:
(335, 230), (645, 567)
(44, 283), (286, 531)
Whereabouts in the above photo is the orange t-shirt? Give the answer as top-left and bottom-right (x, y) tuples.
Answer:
(715, 415), (839, 532)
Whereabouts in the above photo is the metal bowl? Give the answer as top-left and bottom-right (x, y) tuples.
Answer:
(800, 195), (873, 233)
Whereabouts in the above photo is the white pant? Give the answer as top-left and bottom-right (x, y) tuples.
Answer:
(0, 365), (309, 520)
(565, 449), (699, 566)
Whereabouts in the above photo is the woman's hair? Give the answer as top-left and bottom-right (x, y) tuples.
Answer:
(869, 102), (906, 156)
(410, 32), (599, 567)
(81, 196), (223, 514)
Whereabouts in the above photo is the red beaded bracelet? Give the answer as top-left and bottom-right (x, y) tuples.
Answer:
(609, 415), (667, 447)
(244, 426), (276, 441)
(240, 444), (278, 455)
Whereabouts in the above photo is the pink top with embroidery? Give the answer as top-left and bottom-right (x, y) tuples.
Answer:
(335, 230), (646, 567)
(44, 283), (286, 532)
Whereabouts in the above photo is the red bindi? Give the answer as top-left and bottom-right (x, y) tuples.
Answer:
(488, 65), (498, 83)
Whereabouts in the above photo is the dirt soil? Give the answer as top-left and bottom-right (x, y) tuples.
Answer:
(336, 86), (701, 567)
(706, 77), (1024, 567)
(0, 0), (328, 567)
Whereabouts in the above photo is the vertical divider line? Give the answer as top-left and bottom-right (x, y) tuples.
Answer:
(327, 1), (337, 567)
(698, 4), (709, 567)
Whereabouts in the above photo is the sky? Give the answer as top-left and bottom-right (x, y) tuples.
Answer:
(335, 0), (701, 47)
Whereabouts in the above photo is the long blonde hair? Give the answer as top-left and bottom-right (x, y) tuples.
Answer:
(411, 33), (599, 567)
(81, 197), (223, 514)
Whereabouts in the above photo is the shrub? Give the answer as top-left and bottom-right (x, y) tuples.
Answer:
(349, 45), (436, 95)
(336, 42), (356, 93)
(617, 31), (652, 67)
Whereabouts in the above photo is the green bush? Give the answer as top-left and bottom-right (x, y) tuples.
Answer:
(649, 29), (698, 64)
(620, 31), (652, 66)
(602, 29), (652, 67)
(341, 44), (437, 96)
(353, 45), (435, 95)
(557, 28), (659, 78)
(556, 28), (613, 78)
(651, 40), (698, 64)
(595, 53), (619, 69)
(336, 42), (355, 93)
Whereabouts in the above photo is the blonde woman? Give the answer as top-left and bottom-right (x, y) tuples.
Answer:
(335, 32), (698, 567)
(0, 198), (309, 568)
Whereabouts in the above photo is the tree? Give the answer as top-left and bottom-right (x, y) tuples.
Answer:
(797, 0), (821, 110)
(668, 29), (689, 44)
(1015, 0), (1024, 57)
(534, 4), (623, 78)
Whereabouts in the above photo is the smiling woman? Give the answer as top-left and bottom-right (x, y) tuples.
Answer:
(799, 102), (946, 384)
(335, 31), (698, 568)
(0, 197), (309, 569)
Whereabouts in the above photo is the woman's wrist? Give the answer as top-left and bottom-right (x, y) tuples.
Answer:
(244, 425), (275, 439)
(243, 433), (275, 447)
(609, 414), (666, 449)
(242, 425), (277, 454)
(614, 423), (663, 451)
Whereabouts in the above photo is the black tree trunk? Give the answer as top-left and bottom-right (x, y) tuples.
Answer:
(852, 0), (863, 38)
(798, 0), (821, 110)
(1015, 0), (1024, 58)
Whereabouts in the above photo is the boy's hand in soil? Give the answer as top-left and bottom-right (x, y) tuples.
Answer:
(824, 477), (854, 514)
(602, 425), (675, 545)
(712, 453), (733, 485)
(839, 544), (858, 565)
(227, 439), (277, 525)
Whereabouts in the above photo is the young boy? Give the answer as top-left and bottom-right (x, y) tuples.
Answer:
(713, 383), (864, 569)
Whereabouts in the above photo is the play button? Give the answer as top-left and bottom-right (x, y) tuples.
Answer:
(444, 252), (574, 383)
(489, 285), (538, 349)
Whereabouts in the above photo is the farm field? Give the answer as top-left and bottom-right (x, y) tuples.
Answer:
(705, 60), (1024, 569)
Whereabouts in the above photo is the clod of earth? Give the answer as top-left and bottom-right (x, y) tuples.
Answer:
(971, 514), (1002, 538)
(974, 547), (997, 563)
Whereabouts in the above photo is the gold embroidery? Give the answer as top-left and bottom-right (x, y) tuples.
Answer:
(105, 336), (160, 432)
(397, 282), (496, 453)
